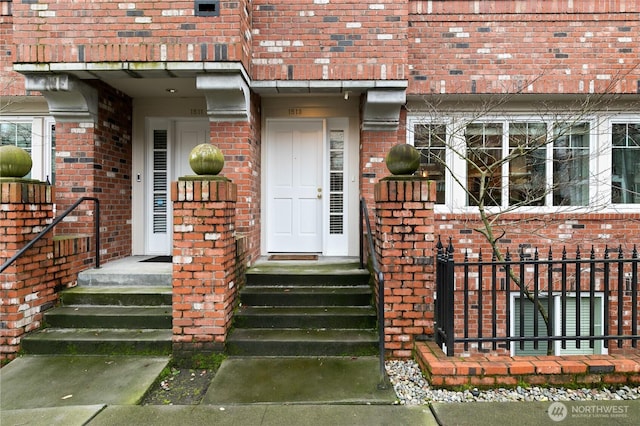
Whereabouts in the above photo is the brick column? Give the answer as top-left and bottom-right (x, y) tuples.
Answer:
(171, 178), (238, 362)
(0, 181), (54, 363)
(374, 178), (437, 358)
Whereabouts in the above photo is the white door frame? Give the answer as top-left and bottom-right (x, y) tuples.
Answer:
(262, 117), (352, 256)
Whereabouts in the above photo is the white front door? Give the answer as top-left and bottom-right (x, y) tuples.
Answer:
(145, 119), (209, 255)
(266, 120), (324, 253)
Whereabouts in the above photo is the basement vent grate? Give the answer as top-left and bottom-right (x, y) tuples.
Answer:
(195, 0), (220, 17)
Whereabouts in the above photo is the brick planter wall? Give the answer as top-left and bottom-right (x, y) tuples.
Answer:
(0, 182), (54, 363)
(416, 341), (640, 389)
(374, 178), (437, 358)
(171, 178), (239, 362)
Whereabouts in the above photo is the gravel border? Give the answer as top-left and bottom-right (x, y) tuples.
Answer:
(385, 360), (640, 405)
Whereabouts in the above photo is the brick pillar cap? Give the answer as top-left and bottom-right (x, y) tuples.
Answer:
(380, 176), (429, 182)
(178, 176), (230, 182)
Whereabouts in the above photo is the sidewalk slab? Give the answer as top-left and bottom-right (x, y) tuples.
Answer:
(0, 355), (169, 409)
(86, 404), (436, 426)
(431, 400), (640, 426)
(203, 357), (396, 405)
(1, 405), (106, 426)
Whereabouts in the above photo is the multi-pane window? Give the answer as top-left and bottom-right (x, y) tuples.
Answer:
(465, 123), (503, 206)
(414, 124), (446, 203)
(508, 123), (547, 206)
(0, 118), (56, 183)
(552, 123), (590, 206)
(612, 123), (640, 204)
(410, 116), (638, 209)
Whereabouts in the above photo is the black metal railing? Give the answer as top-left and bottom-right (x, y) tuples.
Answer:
(0, 197), (101, 274)
(359, 197), (388, 389)
(435, 237), (640, 356)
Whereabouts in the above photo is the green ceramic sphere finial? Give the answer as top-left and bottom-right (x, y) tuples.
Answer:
(0, 145), (33, 178)
(189, 143), (224, 176)
(385, 143), (420, 175)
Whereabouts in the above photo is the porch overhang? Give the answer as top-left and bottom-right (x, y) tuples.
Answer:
(252, 80), (408, 132)
(15, 62), (407, 129)
(23, 74), (98, 124)
(15, 62), (252, 123)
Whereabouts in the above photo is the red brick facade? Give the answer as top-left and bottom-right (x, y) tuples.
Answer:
(374, 178), (437, 358)
(53, 82), (132, 264)
(171, 179), (241, 360)
(0, 183), (99, 363)
(1, 1), (639, 362)
(0, 183), (54, 362)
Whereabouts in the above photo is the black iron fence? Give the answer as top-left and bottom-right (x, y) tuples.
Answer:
(435, 238), (640, 356)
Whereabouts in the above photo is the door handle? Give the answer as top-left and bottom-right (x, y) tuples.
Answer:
(317, 188), (322, 199)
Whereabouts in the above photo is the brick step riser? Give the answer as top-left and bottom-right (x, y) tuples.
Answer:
(233, 314), (376, 330)
(44, 312), (172, 330)
(239, 293), (372, 307)
(245, 274), (370, 287)
(226, 341), (379, 357)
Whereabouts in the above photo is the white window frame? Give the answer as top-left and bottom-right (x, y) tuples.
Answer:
(509, 292), (606, 356)
(607, 117), (640, 210)
(407, 113), (640, 213)
(0, 116), (55, 183)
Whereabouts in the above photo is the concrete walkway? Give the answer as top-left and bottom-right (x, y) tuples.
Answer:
(2, 355), (640, 426)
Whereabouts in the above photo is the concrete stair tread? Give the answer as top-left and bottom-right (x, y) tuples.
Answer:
(25, 328), (172, 341)
(237, 306), (375, 316)
(228, 328), (378, 342)
(62, 286), (172, 295)
(48, 306), (171, 316)
(241, 286), (371, 293)
(60, 285), (172, 306)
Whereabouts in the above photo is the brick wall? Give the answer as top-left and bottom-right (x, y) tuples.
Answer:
(11, 0), (251, 69)
(209, 92), (262, 264)
(374, 178), (437, 358)
(360, 107), (408, 216)
(0, 1), (25, 95)
(53, 81), (132, 264)
(0, 182), (54, 363)
(408, 1), (640, 94)
(171, 179), (239, 362)
(252, 0), (408, 80)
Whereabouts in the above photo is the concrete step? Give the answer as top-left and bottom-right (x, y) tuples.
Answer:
(21, 328), (172, 355)
(240, 286), (372, 307)
(246, 271), (370, 287)
(60, 286), (172, 306)
(44, 306), (172, 329)
(234, 306), (376, 329)
(77, 258), (172, 287)
(226, 328), (379, 356)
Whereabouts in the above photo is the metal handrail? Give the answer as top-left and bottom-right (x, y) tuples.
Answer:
(359, 197), (388, 390)
(0, 197), (100, 274)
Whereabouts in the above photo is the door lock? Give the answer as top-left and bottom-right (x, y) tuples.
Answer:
(317, 188), (322, 199)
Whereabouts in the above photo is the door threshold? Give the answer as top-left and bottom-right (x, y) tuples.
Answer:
(267, 254), (319, 261)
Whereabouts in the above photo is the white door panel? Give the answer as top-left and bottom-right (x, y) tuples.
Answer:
(267, 120), (323, 253)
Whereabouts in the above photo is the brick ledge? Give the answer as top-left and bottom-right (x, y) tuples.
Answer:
(415, 341), (640, 389)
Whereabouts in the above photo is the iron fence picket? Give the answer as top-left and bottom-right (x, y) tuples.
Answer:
(433, 241), (640, 356)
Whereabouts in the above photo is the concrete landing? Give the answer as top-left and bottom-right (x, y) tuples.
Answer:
(0, 355), (169, 409)
(203, 356), (396, 405)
